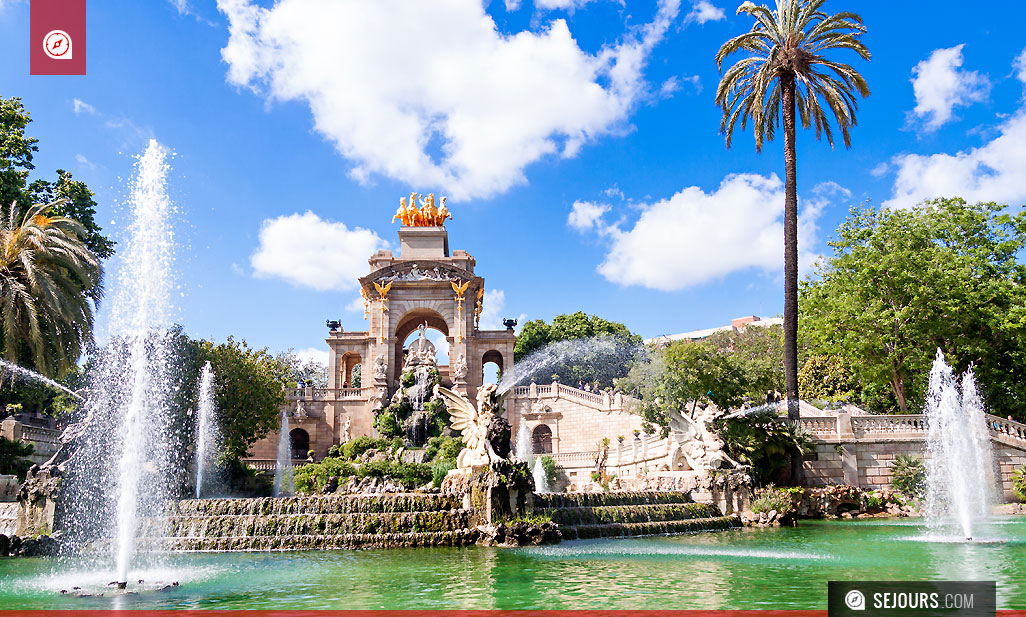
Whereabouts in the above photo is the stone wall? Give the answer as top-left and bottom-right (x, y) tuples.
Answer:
(802, 430), (1026, 502)
(506, 383), (646, 455)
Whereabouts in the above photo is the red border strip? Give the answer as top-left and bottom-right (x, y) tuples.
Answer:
(0, 613), (1021, 616)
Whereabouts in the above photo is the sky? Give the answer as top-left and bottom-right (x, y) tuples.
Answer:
(2, 0), (1025, 367)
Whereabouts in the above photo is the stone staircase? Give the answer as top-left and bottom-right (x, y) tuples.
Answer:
(535, 491), (739, 540)
(145, 494), (480, 551)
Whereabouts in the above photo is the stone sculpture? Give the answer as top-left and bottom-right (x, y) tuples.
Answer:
(403, 323), (437, 368)
(391, 193), (452, 227)
(373, 355), (388, 380)
(667, 406), (742, 471)
(433, 383), (512, 468)
(452, 354), (468, 380)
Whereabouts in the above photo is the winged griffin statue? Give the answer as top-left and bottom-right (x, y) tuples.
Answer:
(433, 383), (512, 469)
(667, 406), (743, 471)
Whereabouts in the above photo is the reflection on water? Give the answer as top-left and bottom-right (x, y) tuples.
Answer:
(1, 518), (1025, 610)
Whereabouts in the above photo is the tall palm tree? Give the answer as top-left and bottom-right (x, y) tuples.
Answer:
(0, 200), (102, 377)
(715, 0), (869, 483)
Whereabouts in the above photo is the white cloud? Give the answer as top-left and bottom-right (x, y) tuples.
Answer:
(568, 200), (611, 232)
(296, 346), (328, 366)
(478, 289), (526, 332)
(72, 99), (96, 115)
(230, 262), (245, 275)
(535, 0), (598, 9)
(1015, 46), (1026, 88)
(250, 211), (386, 291)
(74, 153), (96, 170)
(169, 0), (189, 13)
(579, 174), (833, 291)
(884, 52), (1026, 208)
(910, 45), (990, 131)
(344, 296), (365, 313)
(684, 0), (724, 24)
(217, 0), (679, 201)
(885, 111), (1026, 209)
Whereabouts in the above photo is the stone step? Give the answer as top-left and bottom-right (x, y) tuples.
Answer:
(173, 494), (463, 517)
(548, 503), (720, 526)
(151, 509), (473, 538)
(535, 491), (693, 509)
(562, 515), (740, 540)
(140, 529), (481, 551)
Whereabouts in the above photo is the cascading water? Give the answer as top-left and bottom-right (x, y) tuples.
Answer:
(533, 457), (549, 493)
(412, 366), (430, 411)
(923, 350), (995, 541)
(273, 410), (294, 498)
(61, 139), (178, 586)
(194, 362), (219, 499)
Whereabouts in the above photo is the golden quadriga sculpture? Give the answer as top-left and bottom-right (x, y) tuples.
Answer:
(392, 193), (452, 227)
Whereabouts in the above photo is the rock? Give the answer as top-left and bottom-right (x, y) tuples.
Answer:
(767, 509), (778, 522)
(0, 534), (9, 557)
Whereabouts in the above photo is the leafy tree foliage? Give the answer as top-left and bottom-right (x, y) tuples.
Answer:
(0, 97), (113, 257)
(617, 340), (750, 435)
(0, 201), (103, 377)
(710, 409), (811, 485)
(801, 198), (1026, 416)
(194, 337), (290, 461)
(273, 349), (328, 388)
(704, 323), (786, 399)
(513, 311), (642, 387)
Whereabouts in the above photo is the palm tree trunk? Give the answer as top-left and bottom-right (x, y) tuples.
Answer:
(782, 77), (805, 486)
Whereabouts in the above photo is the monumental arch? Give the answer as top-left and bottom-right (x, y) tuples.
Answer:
(249, 195), (516, 460)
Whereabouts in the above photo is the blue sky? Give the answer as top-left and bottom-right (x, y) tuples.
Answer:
(2, 0), (1025, 365)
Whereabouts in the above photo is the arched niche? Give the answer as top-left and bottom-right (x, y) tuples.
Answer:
(289, 428), (310, 460)
(532, 424), (553, 455)
(393, 309), (450, 381)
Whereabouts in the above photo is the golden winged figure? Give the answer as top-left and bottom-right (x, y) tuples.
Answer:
(374, 281), (392, 297)
(451, 280), (470, 296)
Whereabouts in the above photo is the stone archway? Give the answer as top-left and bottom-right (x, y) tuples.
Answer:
(532, 424), (553, 454)
(289, 428), (310, 460)
(482, 349), (503, 384)
(393, 309), (450, 381)
(339, 352), (362, 389)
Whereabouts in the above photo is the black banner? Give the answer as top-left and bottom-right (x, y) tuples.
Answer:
(829, 581), (996, 617)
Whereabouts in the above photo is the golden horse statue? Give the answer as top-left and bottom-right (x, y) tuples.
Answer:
(392, 193), (452, 227)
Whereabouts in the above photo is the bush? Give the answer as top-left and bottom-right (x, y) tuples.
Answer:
(1012, 466), (1026, 502)
(432, 459), (455, 487)
(293, 457), (357, 494)
(711, 409), (813, 484)
(540, 455), (562, 488)
(357, 461), (432, 488)
(0, 437), (34, 480)
(890, 454), (926, 497)
(338, 436), (394, 461)
(864, 494), (884, 511)
(750, 489), (791, 514)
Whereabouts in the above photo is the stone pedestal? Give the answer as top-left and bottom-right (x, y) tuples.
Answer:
(398, 227), (449, 259)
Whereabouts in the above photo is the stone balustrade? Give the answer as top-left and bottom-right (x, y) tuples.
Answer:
(245, 459), (311, 472)
(286, 387), (375, 401)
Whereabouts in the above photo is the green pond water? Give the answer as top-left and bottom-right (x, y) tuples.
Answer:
(2, 518), (1025, 610)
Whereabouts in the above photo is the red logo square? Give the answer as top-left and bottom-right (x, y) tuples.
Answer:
(30, 0), (86, 75)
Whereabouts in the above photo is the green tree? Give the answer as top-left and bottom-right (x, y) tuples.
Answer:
(705, 323), (785, 399)
(618, 339), (750, 433)
(0, 200), (102, 377)
(513, 311), (642, 387)
(716, 0), (870, 482)
(801, 198), (1026, 417)
(197, 337), (289, 461)
(0, 97), (113, 257)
